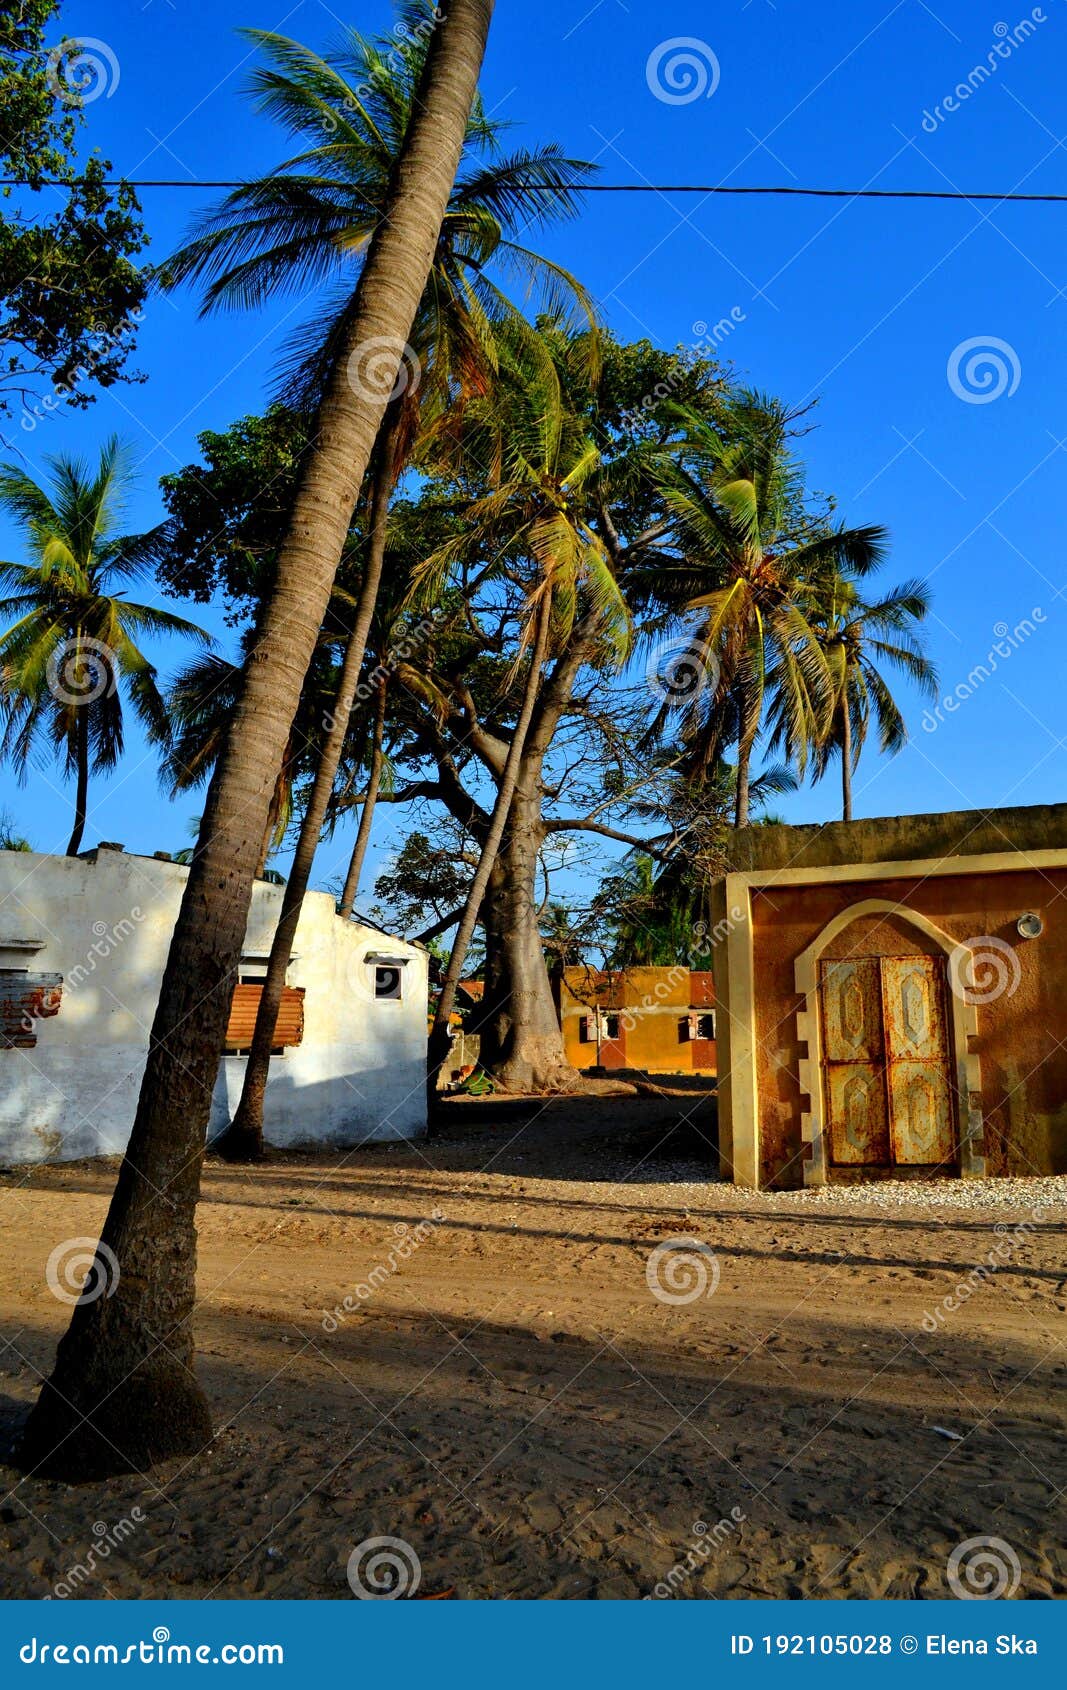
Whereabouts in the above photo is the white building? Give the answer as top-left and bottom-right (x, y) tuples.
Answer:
(0, 844), (428, 1164)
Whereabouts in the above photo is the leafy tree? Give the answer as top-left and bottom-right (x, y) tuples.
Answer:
(0, 806), (32, 850)
(0, 2), (147, 422)
(366, 327), (727, 1091)
(369, 829), (475, 937)
(0, 438), (208, 854)
(156, 406), (309, 616)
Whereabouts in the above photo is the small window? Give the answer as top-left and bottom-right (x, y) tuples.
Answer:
(696, 1011), (715, 1040)
(375, 964), (403, 1001)
(603, 1014), (620, 1041)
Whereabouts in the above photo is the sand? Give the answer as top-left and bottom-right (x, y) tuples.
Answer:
(0, 1089), (1064, 1601)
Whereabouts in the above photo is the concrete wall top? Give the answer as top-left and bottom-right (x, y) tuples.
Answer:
(721, 801), (1067, 875)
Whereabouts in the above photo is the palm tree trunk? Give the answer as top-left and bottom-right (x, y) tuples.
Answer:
(66, 706), (89, 857)
(734, 694), (760, 829)
(19, 0), (494, 1481)
(428, 598), (551, 1098)
(841, 702), (853, 822)
(338, 676), (388, 920)
(218, 401), (400, 1158)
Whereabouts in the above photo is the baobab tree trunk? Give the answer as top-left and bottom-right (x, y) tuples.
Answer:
(338, 676), (388, 920)
(66, 708), (89, 857)
(428, 601), (551, 1098)
(19, 0), (494, 1481)
(841, 703), (853, 822)
(477, 787), (577, 1092)
(217, 404), (401, 1162)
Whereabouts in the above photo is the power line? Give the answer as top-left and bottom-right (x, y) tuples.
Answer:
(4, 179), (1067, 201)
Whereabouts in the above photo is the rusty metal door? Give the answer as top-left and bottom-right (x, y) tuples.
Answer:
(880, 956), (955, 1165)
(819, 954), (956, 1170)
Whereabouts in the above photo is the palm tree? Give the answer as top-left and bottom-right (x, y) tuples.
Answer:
(771, 573), (936, 821)
(0, 440), (209, 856)
(658, 393), (888, 825)
(167, 11), (596, 1159)
(20, 0), (495, 1480)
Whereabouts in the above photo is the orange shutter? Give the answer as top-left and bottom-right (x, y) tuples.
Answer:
(224, 983), (305, 1050)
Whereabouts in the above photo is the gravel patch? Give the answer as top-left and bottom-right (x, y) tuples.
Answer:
(765, 1173), (1067, 1215)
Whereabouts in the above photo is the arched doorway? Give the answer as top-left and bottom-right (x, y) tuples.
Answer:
(794, 901), (985, 1184)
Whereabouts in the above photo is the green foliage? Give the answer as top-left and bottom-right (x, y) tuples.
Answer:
(0, 2), (147, 420)
(156, 406), (310, 614)
(371, 831), (473, 934)
(164, 9), (597, 422)
(0, 438), (208, 826)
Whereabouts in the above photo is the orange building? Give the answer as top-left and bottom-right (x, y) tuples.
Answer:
(557, 966), (716, 1076)
(712, 802), (1067, 1188)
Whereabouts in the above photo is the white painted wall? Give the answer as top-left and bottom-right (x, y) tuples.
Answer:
(0, 847), (428, 1164)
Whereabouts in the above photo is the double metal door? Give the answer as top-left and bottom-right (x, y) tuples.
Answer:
(819, 954), (956, 1169)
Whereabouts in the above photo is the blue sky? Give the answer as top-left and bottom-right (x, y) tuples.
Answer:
(3, 0), (1067, 902)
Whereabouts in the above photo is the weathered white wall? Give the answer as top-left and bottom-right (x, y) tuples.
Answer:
(0, 847), (428, 1164)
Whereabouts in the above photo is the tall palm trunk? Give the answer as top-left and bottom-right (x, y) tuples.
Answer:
(66, 705), (89, 857)
(840, 700), (853, 822)
(20, 0), (494, 1481)
(734, 690), (761, 828)
(338, 675), (387, 920)
(218, 405), (401, 1162)
(428, 599), (551, 1098)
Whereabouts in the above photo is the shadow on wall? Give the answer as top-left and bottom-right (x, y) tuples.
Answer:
(209, 1059), (427, 1149)
(0, 1056), (427, 1167)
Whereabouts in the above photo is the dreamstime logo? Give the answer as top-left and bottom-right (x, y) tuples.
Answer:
(45, 1238), (120, 1306)
(920, 1209), (1045, 1333)
(646, 38), (720, 105)
(920, 10), (1047, 132)
(49, 1511), (146, 1600)
(321, 1210), (444, 1330)
(647, 1509), (746, 1598)
(322, 615), (435, 733)
(947, 1535), (1022, 1600)
(921, 609), (1045, 733)
(346, 1535), (422, 1599)
(947, 336), (1020, 404)
(646, 638), (719, 706)
(46, 37), (120, 104)
(346, 337), (421, 403)
(618, 313), (746, 435)
(948, 936), (1022, 1006)
(21, 309), (145, 434)
(646, 1237), (720, 1305)
(46, 637), (116, 707)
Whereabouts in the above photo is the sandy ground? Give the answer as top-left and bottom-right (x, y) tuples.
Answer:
(0, 1089), (1064, 1601)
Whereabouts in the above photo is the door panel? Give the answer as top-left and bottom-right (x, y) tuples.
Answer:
(821, 958), (884, 1062)
(881, 957), (947, 1063)
(825, 1062), (891, 1164)
(887, 1060), (955, 1164)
